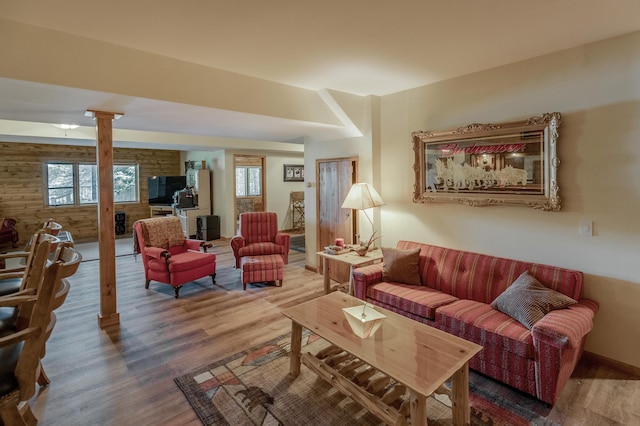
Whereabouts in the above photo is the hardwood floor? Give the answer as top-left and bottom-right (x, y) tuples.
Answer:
(29, 243), (639, 425)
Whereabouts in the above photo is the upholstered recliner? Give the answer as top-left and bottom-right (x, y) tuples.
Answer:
(230, 212), (290, 268)
(133, 216), (216, 298)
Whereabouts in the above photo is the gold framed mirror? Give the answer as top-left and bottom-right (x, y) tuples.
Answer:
(412, 113), (561, 211)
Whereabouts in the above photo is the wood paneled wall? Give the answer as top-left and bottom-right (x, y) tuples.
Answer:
(0, 142), (181, 244)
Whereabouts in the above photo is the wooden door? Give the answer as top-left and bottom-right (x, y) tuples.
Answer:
(317, 157), (357, 283)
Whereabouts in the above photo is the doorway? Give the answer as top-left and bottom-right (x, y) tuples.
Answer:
(234, 155), (265, 230)
(316, 156), (358, 283)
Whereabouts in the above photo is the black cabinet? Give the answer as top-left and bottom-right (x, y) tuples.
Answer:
(196, 215), (220, 241)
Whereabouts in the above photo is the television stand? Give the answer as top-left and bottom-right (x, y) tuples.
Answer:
(149, 205), (175, 217)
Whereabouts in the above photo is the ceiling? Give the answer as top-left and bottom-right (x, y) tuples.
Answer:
(1, 0), (640, 149)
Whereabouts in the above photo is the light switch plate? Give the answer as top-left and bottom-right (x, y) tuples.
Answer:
(580, 220), (593, 236)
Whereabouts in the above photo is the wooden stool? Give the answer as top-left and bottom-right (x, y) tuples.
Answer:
(240, 254), (284, 290)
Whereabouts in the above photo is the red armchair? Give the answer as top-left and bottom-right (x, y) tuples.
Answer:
(230, 212), (290, 268)
(0, 217), (19, 248)
(133, 216), (216, 298)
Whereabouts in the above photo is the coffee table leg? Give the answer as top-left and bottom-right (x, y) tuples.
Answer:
(451, 363), (470, 426)
(290, 321), (303, 377)
(409, 390), (427, 426)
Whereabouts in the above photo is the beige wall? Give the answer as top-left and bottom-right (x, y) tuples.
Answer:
(379, 32), (640, 367)
(304, 95), (376, 267)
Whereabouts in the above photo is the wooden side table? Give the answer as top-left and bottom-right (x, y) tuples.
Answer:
(316, 248), (383, 295)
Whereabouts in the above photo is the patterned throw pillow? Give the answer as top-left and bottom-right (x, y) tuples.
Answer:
(381, 247), (421, 286)
(144, 217), (185, 249)
(491, 270), (577, 329)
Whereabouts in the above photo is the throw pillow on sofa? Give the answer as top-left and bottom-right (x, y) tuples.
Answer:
(491, 270), (577, 329)
(381, 247), (421, 285)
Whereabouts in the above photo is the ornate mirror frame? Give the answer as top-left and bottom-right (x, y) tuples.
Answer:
(412, 113), (561, 211)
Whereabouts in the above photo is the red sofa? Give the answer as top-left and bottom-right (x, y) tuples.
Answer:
(352, 240), (599, 405)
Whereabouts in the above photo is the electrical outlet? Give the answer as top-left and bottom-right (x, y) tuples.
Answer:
(579, 220), (593, 237)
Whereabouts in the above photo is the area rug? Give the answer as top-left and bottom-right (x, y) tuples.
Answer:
(175, 332), (558, 426)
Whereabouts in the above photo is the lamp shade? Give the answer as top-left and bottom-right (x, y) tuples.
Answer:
(341, 183), (385, 210)
(342, 304), (386, 338)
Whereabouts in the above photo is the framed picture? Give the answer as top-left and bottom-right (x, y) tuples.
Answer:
(283, 164), (304, 182)
(412, 113), (561, 211)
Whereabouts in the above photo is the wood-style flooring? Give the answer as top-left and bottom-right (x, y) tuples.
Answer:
(29, 243), (639, 425)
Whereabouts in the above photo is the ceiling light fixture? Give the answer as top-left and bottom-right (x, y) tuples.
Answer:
(52, 124), (79, 130)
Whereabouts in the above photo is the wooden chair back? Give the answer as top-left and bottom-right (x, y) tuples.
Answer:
(0, 245), (81, 423)
(42, 219), (63, 236)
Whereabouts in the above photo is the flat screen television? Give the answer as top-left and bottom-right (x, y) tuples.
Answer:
(148, 175), (187, 205)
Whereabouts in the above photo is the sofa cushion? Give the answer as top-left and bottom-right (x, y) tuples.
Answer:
(367, 282), (458, 321)
(436, 299), (534, 359)
(381, 247), (421, 285)
(395, 240), (584, 304)
(491, 271), (577, 329)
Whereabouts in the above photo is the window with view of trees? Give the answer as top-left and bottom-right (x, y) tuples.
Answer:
(235, 166), (262, 197)
(47, 162), (139, 206)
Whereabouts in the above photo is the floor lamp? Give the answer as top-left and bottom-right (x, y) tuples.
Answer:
(341, 183), (385, 250)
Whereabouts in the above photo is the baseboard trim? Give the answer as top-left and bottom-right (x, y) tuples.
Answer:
(305, 264), (317, 273)
(582, 350), (640, 377)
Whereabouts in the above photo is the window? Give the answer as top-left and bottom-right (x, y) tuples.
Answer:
(235, 166), (262, 197)
(47, 163), (74, 206)
(46, 162), (139, 206)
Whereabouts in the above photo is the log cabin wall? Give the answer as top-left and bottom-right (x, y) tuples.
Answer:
(0, 142), (181, 244)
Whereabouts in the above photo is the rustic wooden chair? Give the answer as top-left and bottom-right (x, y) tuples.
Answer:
(37, 245), (79, 386)
(0, 242), (80, 424)
(0, 236), (52, 425)
(0, 231), (60, 297)
(41, 219), (62, 237)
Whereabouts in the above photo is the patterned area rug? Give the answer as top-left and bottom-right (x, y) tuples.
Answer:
(175, 332), (558, 426)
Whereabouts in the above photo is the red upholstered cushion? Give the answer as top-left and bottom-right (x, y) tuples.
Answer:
(395, 240), (584, 303)
(239, 242), (286, 258)
(367, 282), (458, 321)
(167, 251), (216, 273)
(239, 212), (278, 244)
(436, 299), (534, 359)
(240, 254), (285, 284)
(240, 254), (284, 272)
(147, 258), (168, 272)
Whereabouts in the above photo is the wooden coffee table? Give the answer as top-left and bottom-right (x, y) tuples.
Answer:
(281, 292), (482, 426)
